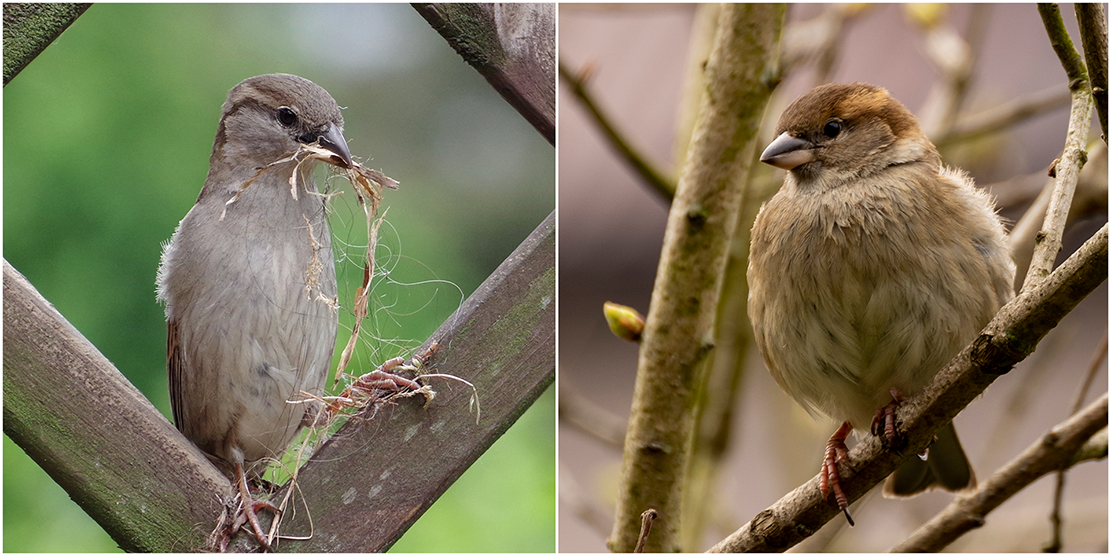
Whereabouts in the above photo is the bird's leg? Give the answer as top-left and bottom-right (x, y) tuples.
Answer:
(232, 462), (281, 551)
(870, 387), (906, 446)
(820, 421), (855, 526)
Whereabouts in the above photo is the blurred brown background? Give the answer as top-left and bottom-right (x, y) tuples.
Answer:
(558, 3), (1107, 552)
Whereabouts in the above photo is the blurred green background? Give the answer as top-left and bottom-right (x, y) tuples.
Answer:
(3, 3), (554, 552)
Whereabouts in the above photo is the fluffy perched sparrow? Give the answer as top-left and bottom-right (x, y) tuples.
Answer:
(157, 74), (350, 548)
(748, 82), (1014, 523)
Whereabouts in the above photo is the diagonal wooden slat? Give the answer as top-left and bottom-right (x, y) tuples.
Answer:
(3, 259), (231, 552)
(413, 3), (555, 145)
(2, 3), (91, 86)
(4, 211), (554, 552)
(270, 211), (554, 552)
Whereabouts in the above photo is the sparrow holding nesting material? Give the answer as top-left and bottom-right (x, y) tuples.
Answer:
(158, 73), (351, 548)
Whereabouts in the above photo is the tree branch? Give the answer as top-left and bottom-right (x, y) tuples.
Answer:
(1007, 142), (1107, 291)
(934, 84), (1072, 148)
(915, 4), (985, 137)
(1047, 332), (1107, 552)
(1025, 4), (1095, 293)
(1075, 3), (1108, 142)
(892, 393), (1108, 552)
(609, 5), (785, 552)
(707, 223), (1108, 553)
(558, 382), (626, 448)
(558, 60), (677, 200)
(1039, 3), (1091, 84)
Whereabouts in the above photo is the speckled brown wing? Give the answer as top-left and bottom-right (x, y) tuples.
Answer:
(167, 318), (186, 433)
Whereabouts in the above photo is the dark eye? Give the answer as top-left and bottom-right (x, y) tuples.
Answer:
(823, 119), (843, 138)
(276, 107), (298, 127)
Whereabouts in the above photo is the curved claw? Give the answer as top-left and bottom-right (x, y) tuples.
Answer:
(231, 463), (281, 551)
(820, 422), (855, 526)
(870, 387), (906, 445)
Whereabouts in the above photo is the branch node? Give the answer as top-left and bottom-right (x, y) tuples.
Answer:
(969, 334), (1015, 375)
(749, 508), (796, 549)
(686, 204), (710, 229)
(750, 508), (775, 535)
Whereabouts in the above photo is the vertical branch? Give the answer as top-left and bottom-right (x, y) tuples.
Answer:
(672, 3), (722, 167)
(1047, 332), (1108, 552)
(1075, 3), (1108, 142)
(1025, 4), (1094, 292)
(608, 4), (785, 552)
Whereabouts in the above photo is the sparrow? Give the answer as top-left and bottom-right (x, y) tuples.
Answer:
(747, 82), (1015, 523)
(157, 74), (350, 549)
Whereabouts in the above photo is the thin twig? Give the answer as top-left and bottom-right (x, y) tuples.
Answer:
(935, 84), (1072, 148)
(1039, 4), (1091, 83)
(808, 4), (855, 87)
(558, 382), (626, 448)
(1046, 332), (1108, 552)
(1074, 3), (1108, 142)
(1071, 333), (1108, 416)
(1007, 142), (1108, 291)
(1024, 5), (1094, 293)
(778, 4), (869, 83)
(558, 60), (676, 200)
(917, 4), (982, 136)
(892, 393), (1108, 552)
(634, 509), (659, 553)
(558, 465), (614, 541)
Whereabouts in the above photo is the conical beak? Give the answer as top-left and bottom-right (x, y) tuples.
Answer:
(760, 132), (816, 171)
(314, 124), (353, 169)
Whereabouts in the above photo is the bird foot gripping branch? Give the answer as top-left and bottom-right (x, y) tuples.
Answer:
(208, 471), (284, 552)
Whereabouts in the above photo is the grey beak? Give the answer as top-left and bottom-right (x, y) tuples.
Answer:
(760, 132), (816, 171)
(313, 124), (353, 168)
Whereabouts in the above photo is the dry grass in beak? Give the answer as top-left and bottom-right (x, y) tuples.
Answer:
(220, 142), (399, 217)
